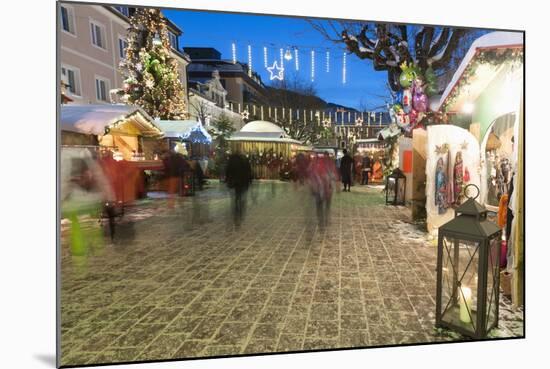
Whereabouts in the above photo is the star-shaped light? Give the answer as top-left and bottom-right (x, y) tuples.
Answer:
(240, 110), (250, 120)
(322, 118), (331, 128)
(267, 61), (284, 81)
(355, 117), (364, 126)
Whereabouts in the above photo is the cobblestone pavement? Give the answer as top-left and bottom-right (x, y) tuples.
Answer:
(60, 181), (524, 366)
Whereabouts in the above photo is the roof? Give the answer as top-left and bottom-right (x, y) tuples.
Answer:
(155, 120), (212, 143)
(240, 120), (285, 134)
(228, 134), (302, 145)
(60, 104), (162, 137)
(436, 31), (524, 111)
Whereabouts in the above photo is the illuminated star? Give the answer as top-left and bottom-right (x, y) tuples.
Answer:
(355, 117), (364, 126)
(240, 110), (250, 120)
(267, 61), (284, 81)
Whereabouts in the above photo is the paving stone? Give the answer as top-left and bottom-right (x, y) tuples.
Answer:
(60, 182), (523, 365)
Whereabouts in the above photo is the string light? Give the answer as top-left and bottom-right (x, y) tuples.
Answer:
(231, 42), (236, 64)
(263, 47), (268, 68)
(342, 52), (347, 84)
(295, 48), (299, 71)
(311, 50), (315, 82)
(279, 48), (284, 67)
(247, 44), (252, 77)
(326, 50), (330, 73)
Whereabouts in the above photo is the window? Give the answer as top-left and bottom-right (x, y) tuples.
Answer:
(168, 31), (178, 49)
(60, 6), (75, 34)
(61, 65), (81, 96)
(90, 21), (106, 49)
(113, 6), (129, 16)
(95, 77), (110, 102)
(118, 37), (128, 59)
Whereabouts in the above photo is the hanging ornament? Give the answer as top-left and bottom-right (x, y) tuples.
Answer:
(311, 50), (315, 82)
(294, 48), (299, 71)
(267, 60), (284, 81)
(240, 109), (250, 120)
(342, 52), (347, 84)
(326, 50), (330, 73)
(412, 79), (428, 113)
(263, 47), (268, 68)
(247, 45), (252, 77)
(284, 49), (293, 61)
(280, 48), (284, 67)
(399, 61), (416, 88)
(231, 42), (236, 64)
(355, 116), (363, 126)
(402, 88), (412, 114)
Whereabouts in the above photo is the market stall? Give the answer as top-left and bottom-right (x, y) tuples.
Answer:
(434, 31), (524, 307)
(60, 104), (163, 160)
(228, 120), (309, 179)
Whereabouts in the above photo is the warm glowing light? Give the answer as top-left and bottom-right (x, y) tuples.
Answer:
(462, 101), (475, 114)
(284, 49), (293, 61)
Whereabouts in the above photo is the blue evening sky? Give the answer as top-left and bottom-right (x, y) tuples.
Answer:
(163, 9), (390, 111)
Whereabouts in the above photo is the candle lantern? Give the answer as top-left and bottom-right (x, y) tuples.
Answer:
(386, 168), (406, 205)
(435, 184), (502, 338)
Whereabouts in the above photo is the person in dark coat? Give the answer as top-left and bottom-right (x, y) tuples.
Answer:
(340, 149), (354, 192)
(225, 153), (253, 228)
(361, 154), (372, 185)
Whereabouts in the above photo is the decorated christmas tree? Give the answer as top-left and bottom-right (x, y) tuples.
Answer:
(118, 8), (187, 120)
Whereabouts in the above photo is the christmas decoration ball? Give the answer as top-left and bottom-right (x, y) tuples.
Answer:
(399, 71), (414, 88)
(413, 92), (428, 112)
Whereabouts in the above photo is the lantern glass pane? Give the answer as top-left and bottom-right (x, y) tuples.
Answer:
(387, 177), (396, 203)
(397, 177), (405, 204)
(486, 236), (500, 331)
(440, 236), (479, 333)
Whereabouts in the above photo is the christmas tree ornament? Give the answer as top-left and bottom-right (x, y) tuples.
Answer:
(402, 88), (412, 114)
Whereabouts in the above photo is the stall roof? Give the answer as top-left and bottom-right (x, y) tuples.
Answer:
(436, 31), (524, 112)
(228, 134), (303, 144)
(155, 120), (212, 144)
(60, 104), (162, 137)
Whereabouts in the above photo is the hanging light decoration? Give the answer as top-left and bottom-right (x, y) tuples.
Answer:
(247, 44), (253, 77)
(279, 48), (284, 67)
(311, 50), (315, 82)
(342, 52), (347, 84)
(294, 48), (299, 71)
(326, 50), (330, 73)
(231, 42), (237, 64)
(263, 46), (268, 68)
(153, 33), (162, 46)
(284, 49), (293, 61)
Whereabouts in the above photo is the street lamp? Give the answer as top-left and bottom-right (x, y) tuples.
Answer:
(435, 184), (502, 338)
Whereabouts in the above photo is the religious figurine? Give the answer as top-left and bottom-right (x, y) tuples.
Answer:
(435, 157), (448, 214)
(453, 151), (464, 205)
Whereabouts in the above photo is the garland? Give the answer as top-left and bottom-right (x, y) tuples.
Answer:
(441, 48), (523, 112)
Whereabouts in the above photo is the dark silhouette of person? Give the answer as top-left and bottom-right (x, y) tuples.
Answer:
(225, 153), (252, 228)
(340, 149), (354, 192)
(361, 154), (372, 185)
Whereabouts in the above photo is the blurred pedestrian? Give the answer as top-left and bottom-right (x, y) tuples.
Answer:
(308, 153), (337, 230)
(340, 149), (354, 192)
(225, 152), (252, 228)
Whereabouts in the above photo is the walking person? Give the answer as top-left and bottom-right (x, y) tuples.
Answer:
(340, 149), (354, 192)
(361, 154), (372, 185)
(225, 152), (252, 229)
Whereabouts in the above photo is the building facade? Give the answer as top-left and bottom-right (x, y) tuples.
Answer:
(184, 47), (269, 108)
(59, 3), (190, 107)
